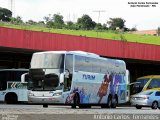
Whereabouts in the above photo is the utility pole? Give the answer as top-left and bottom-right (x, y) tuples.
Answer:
(93, 10), (106, 37)
(8, 0), (15, 16)
(93, 10), (106, 23)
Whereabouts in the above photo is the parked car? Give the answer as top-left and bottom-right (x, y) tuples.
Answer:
(131, 90), (160, 109)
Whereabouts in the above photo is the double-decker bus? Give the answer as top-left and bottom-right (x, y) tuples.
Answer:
(0, 69), (28, 104)
(28, 51), (129, 108)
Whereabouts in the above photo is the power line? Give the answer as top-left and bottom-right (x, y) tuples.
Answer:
(8, 0), (15, 16)
(93, 10), (106, 23)
(93, 10), (106, 37)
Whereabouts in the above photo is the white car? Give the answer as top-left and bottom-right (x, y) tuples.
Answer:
(131, 90), (160, 109)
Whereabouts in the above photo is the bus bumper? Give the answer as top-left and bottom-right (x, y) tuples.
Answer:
(28, 96), (62, 104)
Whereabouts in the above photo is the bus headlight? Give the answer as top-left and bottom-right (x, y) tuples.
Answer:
(53, 92), (62, 96)
(28, 92), (34, 96)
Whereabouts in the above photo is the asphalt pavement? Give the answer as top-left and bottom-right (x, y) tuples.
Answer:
(0, 104), (160, 120)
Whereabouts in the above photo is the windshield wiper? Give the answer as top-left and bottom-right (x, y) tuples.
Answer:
(43, 87), (56, 91)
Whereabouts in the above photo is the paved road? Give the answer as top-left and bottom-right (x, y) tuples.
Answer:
(0, 104), (160, 120)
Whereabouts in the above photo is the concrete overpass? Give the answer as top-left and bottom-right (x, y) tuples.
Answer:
(0, 27), (160, 82)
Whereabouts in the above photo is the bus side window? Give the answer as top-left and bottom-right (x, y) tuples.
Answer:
(147, 79), (159, 89)
(64, 54), (73, 91)
(0, 71), (7, 90)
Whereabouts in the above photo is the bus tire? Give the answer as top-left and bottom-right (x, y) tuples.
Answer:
(5, 93), (18, 104)
(111, 95), (118, 108)
(79, 104), (91, 109)
(71, 93), (80, 109)
(107, 95), (112, 108)
(101, 104), (108, 108)
(43, 104), (48, 108)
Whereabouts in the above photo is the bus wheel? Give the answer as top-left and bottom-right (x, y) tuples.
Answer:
(71, 93), (80, 109)
(111, 96), (118, 108)
(43, 104), (48, 108)
(101, 104), (108, 108)
(79, 104), (91, 109)
(107, 95), (112, 108)
(5, 93), (18, 104)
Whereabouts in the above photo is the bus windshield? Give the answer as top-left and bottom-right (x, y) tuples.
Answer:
(132, 78), (150, 94)
(29, 53), (64, 91)
(31, 53), (64, 69)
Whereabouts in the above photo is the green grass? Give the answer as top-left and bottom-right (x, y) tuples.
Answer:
(0, 22), (160, 45)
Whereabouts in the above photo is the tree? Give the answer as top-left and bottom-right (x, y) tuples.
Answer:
(77, 14), (96, 30)
(43, 14), (52, 23)
(10, 16), (23, 24)
(52, 14), (64, 29)
(44, 14), (54, 28)
(26, 20), (37, 25)
(157, 27), (160, 36)
(0, 7), (12, 21)
(130, 27), (137, 31)
(102, 24), (108, 30)
(44, 13), (64, 28)
(107, 18), (126, 30)
(65, 21), (75, 29)
(37, 21), (45, 26)
(95, 23), (103, 30)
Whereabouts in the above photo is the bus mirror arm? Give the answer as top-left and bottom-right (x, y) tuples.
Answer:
(129, 82), (141, 85)
(60, 83), (64, 86)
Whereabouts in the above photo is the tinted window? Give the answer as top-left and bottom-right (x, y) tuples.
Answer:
(74, 55), (124, 74)
(136, 78), (150, 87)
(65, 54), (73, 73)
(75, 55), (104, 73)
(147, 79), (160, 89)
(75, 56), (92, 72)
(0, 70), (28, 90)
(100, 59), (107, 74)
(0, 71), (26, 82)
(155, 91), (160, 96)
(132, 78), (150, 94)
(31, 53), (64, 69)
(92, 58), (101, 73)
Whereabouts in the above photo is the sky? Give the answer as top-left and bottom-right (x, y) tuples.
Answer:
(0, 0), (160, 30)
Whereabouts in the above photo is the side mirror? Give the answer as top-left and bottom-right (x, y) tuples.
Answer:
(64, 69), (69, 78)
(59, 73), (64, 84)
(21, 73), (28, 83)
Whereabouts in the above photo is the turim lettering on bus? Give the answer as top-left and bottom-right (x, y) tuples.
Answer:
(83, 74), (95, 80)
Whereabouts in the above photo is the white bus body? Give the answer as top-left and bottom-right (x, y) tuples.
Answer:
(0, 69), (28, 103)
(28, 51), (129, 108)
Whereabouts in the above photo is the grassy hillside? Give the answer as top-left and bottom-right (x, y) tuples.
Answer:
(0, 22), (160, 45)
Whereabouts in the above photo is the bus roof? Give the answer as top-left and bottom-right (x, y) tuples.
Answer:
(32, 51), (99, 56)
(32, 51), (126, 66)
(137, 75), (160, 80)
